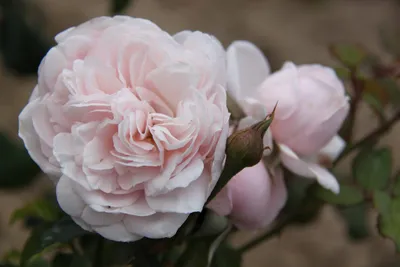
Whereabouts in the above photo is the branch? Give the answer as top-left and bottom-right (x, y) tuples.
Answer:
(343, 71), (364, 143)
(334, 110), (400, 165)
(237, 212), (295, 254)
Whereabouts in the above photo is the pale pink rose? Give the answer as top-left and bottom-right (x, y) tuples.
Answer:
(226, 40), (349, 193)
(208, 162), (286, 230)
(18, 16), (229, 242)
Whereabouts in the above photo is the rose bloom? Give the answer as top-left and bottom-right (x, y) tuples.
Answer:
(226, 40), (349, 193)
(18, 16), (229, 242)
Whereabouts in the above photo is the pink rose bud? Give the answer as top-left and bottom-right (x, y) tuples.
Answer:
(208, 162), (287, 230)
(18, 16), (230, 242)
(258, 62), (349, 156)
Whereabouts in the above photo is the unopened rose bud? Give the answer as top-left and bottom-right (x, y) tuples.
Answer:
(226, 114), (273, 167)
(207, 106), (276, 203)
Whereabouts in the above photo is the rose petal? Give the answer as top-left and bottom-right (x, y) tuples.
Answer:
(308, 163), (340, 194)
(226, 41), (270, 101)
(173, 31), (192, 44)
(120, 197), (156, 216)
(279, 144), (314, 177)
(258, 62), (299, 120)
(123, 212), (188, 239)
(164, 156), (204, 192)
(255, 167), (287, 227)
(93, 223), (142, 242)
(279, 144), (339, 193)
(227, 162), (272, 229)
(19, 101), (61, 176)
(146, 170), (209, 213)
(74, 184), (140, 208)
(318, 135), (346, 162)
(147, 62), (199, 110)
(209, 120), (229, 192)
(207, 187), (233, 217)
(81, 206), (124, 226)
(56, 176), (85, 217)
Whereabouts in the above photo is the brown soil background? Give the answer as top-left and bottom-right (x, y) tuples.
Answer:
(1, 0), (400, 266)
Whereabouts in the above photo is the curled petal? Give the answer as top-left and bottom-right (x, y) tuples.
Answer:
(279, 144), (339, 193)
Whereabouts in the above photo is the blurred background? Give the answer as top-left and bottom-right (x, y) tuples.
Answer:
(1, 0), (400, 266)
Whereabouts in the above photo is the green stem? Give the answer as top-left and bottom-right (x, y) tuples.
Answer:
(334, 110), (400, 165)
(237, 214), (293, 254)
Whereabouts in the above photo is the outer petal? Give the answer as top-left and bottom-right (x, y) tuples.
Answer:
(56, 175), (85, 217)
(93, 223), (142, 242)
(257, 167), (287, 227)
(123, 212), (188, 239)
(257, 62), (299, 120)
(18, 101), (61, 177)
(209, 118), (230, 192)
(173, 31), (192, 44)
(318, 135), (346, 162)
(226, 41), (270, 101)
(232, 166), (287, 230)
(279, 144), (339, 193)
(284, 101), (349, 156)
(226, 162), (272, 229)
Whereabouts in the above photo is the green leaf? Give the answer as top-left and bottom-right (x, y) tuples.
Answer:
(110, 0), (132, 14)
(393, 172), (400, 197)
(2, 249), (20, 265)
(373, 190), (391, 215)
(10, 198), (60, 225)
(334, 67), (351, 80)
(69, 256), (90, 267)
(330, 44), (367, 67)
(379, 78), (400, 108)
(210, 243), (241, 267)
(312, 184), (364, 206)
(282, 172), (314, 212)
(363, 92), (385, 117)
(51, 253), (73, 267)
(176, 225), (232, 267)
(20, 217), (88, 266)
(352, 147), (392, 190)
(339, 204), (369, 240)
(26, 257), (50, 267)
(378, 197), (400, 251)
(40, 217), (88, 248)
